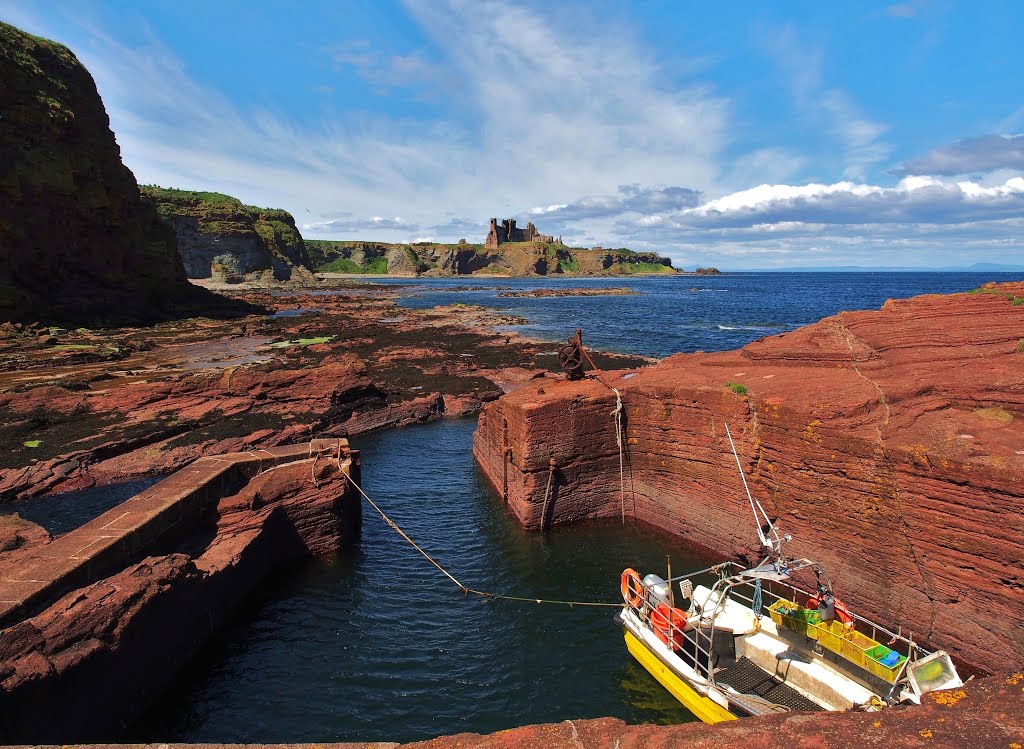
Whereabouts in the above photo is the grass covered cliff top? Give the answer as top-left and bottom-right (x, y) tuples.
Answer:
(305, 238), (678, 275)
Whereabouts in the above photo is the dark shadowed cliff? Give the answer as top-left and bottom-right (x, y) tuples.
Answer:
(0, 21), (250, 325)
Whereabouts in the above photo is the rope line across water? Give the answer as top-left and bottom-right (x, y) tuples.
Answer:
(339, 468), (622, 609)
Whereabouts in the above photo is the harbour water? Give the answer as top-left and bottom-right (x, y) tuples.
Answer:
(141, 418), (706, 742)
(128, 271), (1020, 741)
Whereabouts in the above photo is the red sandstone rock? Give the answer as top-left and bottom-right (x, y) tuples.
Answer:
(0, 513), (49, 555)
(0, 457), (356, 743)
(474, 283), (1024, 672)
(1, 290), (650, 500)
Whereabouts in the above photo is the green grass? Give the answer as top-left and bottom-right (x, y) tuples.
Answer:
(365, 255), (389, 274)
(967, 286), (1024, 305)
(319, 257), (363, 273)
(1017, 341), (1024, 353)
(51, 344), (98, 350)
(726, 382), (748, 396)
(623, 262), (672, 274)
(22, 440), (41, 448)
(268, 336), (334, 349)
(558, 255), (580, 273)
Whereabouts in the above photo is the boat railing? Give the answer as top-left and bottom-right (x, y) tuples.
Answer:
(652, 561), (924, 655)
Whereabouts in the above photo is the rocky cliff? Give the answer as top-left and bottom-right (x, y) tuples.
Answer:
(307, 239), (676, 276)
(142, 187), (317, 283)
(0, 22), (227, 325)
(474, 282), (1024, 672)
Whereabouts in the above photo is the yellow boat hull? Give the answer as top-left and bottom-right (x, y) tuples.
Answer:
(624, 630), (737, 724)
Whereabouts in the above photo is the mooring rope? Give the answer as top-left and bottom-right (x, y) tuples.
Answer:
(339, 467), (621, 609)
(580, 348), (627, 525)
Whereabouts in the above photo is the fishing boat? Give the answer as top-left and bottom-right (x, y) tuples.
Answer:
(615, 425), (963, 723)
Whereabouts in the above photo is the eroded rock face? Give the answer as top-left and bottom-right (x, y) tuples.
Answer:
(0, 22), (226, 326)
(0, 457), (356, 743)
(474, 283), (1024, 671)
(141, 188), (316, 283)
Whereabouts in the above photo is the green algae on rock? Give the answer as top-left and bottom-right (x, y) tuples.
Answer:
(141, 186), (318, 284)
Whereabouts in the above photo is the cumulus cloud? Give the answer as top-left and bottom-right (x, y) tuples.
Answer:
(630, 176), (1024, 230)
(894, 134), (1024, 176)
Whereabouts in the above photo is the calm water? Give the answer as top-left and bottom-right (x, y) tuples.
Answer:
(387, 271), (1024, 357)
(115, 272), (1024, 740)
(142, 418), (707, 742)
(0, 477), (160, 535)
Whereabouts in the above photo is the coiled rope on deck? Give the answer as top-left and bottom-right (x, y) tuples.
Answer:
(339, 466), (621, 609)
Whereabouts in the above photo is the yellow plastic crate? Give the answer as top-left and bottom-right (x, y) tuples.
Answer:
(840, 630), (879, 669)
(768, 598), (796, 629)
(865, 645), (907, 683)
(767, 599), (820, 637)
(815, 619), (851, 654)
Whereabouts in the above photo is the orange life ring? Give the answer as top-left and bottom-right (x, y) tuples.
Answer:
(621, 568), (644, 609)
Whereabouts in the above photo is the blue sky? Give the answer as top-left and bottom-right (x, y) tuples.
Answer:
(3, 0), (1024, 268)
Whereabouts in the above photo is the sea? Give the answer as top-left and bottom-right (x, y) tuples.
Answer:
(41, 272), (1024, 742)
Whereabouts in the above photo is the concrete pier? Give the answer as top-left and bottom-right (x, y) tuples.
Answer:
(0, 439), (357, 627)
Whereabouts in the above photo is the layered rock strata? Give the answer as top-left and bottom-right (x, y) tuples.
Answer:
(141, 188), (317, 283)
(474, 283), (1024, 672)
(0, 442), (360, 743)
(0, 22), (236, 325)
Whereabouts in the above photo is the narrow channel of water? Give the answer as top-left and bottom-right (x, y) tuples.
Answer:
(140, 417), (715, 743)
(0, 477), (161, 536)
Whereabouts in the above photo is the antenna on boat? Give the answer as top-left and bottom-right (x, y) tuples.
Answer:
(724, 423), (787, 556)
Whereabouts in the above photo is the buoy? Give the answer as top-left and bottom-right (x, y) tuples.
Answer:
(621, 568), (644, 609)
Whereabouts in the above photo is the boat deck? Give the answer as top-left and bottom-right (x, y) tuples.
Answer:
(716, 657), (823, 713)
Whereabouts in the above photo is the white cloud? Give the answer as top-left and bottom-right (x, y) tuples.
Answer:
(302, 216), (419, 234)
(894, 134), (1024, 176)
(10, 0), (727, 248)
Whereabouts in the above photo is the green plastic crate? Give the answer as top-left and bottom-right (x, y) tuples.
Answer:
(865, 644), (907, 683)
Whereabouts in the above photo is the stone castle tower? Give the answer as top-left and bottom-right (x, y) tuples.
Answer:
(485, 218), (555, 249)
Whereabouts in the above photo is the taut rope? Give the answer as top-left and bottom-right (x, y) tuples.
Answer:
(340, 467), (621, 609)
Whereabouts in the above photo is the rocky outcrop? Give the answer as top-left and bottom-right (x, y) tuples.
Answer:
(0, 22), (232, 326)
(0, 286), (651, 500)
(141, 187), (317, 283)
(474, 282), (1024, 672)
(0, 513), (49, 555)
(308, 239), (676, 276)
(0, 451), (358, 743)
(18, 673), (1019, 748)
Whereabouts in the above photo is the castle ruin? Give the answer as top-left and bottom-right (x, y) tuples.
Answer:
(485, 218), (558, 249)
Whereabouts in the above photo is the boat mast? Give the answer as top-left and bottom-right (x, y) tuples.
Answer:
(724, 423), (786, 558)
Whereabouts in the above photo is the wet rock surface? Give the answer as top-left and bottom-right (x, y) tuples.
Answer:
(496, 287), (639, 298)
(0, 453), (358, 743)
(0, 286), (649, 500)
(474, 282), (1024, 672)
